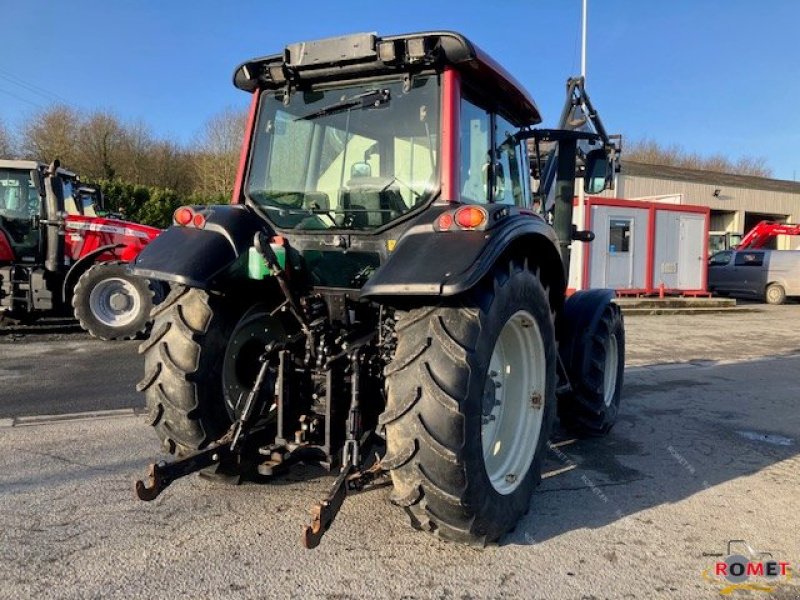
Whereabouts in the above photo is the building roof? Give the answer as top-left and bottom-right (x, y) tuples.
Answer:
(620, 161), (800, 195)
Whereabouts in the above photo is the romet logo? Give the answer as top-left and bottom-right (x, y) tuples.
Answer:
(702, 540), (794, 595)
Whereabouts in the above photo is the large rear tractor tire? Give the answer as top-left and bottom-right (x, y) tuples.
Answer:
(382, 259), (556, 545)
(72, 261), (160, 340)
(137, 285), (284, 456)
(559, 303), (625, 436)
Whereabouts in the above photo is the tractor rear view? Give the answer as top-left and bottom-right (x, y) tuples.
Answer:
(132, 31), (624, 547)
(0, 160), (162, 339)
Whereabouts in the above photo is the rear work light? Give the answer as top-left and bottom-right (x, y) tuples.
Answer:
(454, 206), (486, 229)
(174, 207), (194, 226)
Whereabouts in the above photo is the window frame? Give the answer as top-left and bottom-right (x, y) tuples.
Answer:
(459, 89), (531, 208)
(734, 251), (765, 267)
(608, 217), (632, 254)
(709, 250), (733, 267)
(242, 72), (443, 234)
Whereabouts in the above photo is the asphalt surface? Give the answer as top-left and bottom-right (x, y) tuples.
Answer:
(1, 306), (799, 599)
(0, 319), (140, 418)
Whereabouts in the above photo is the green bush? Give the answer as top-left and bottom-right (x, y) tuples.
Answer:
(95, 180), (230, 228)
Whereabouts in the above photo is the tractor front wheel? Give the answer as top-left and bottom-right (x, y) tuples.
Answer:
(72, 262), (159, 340)
(559, 303), (625, 436)
(382, 260), (556, 545)
(137, 285), (284, 456)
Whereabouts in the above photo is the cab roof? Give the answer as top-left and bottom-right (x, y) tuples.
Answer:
(233, 31), (541, 126)
(0, 159), (77, 179)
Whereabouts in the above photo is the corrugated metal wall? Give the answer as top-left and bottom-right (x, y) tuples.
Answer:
(605, 175), (799, 220)
(597, 174), (800, 249)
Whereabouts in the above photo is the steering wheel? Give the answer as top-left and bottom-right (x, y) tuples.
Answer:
(380, 176), (422, 203)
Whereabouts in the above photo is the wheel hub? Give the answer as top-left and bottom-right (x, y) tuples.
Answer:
(109, 291), (132, 312)
(88, 277), (141, 327)
(481, 310), (546, 495)
(222, 309), (283, 421)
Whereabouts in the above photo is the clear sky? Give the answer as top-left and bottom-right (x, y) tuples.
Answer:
(2, 0), (798, 179)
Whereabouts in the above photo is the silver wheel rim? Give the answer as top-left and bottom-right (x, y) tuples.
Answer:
(767, 286), (782, 303)
(88, 277), (141, 328)
(481, 310), (546, 495)
(603, 333), (619, 407)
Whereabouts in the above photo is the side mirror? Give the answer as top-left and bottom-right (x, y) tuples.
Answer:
(363, 142), (379, 162)
(583, 148), (612, 194)
(350, 162), (371, 179)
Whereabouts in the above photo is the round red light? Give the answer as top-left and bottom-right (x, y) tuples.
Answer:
(437, 213), (454, 230)
(455, 206), (486, 229)
(192, 213), (206, 228)
(174, 207), (193, 226)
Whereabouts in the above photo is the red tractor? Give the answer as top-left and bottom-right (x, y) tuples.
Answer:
(0, 159), (162, 339)
(132, 31), (624, 547)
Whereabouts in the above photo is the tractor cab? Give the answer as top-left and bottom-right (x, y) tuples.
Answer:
(234, 33), (546, 232)
(0, 159), (74, 268)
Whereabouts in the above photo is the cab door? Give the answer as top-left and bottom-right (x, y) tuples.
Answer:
(0, 168), (41, 262)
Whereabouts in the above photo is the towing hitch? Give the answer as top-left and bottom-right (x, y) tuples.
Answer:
(135, 341), (281, 501)
(302, 434), (388, 549)
(134, 326), (390, 548)
(135, 436), (234, 501)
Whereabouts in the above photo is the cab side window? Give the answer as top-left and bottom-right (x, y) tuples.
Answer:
(459, 98), (490, 204)
(493, 114), (525, 206)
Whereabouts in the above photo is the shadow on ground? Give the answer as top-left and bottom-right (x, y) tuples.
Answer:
(504, 355), (799, 545)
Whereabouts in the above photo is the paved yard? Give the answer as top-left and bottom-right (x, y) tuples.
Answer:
(1, 305), (799, 599)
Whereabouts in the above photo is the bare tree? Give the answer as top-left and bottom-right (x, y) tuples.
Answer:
(76, 110), (128, 180)
(625, 138), (773, 178)
(0, 118), (14, 156)
(193, 107), (247, 198)
(18, 104), (82, 168)
(146, 140), (195, 194)
(116, 118), (155, 184)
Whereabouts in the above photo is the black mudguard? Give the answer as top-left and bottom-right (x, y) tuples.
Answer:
(557, 288), (617, 371)
(130, 205), (266, 288)
(360, 210), (562, 298)
(63, 243), (122, 300)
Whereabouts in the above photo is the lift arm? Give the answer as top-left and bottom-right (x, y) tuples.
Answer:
(737, 220), (800, 249)
(516, 76), (622, 279)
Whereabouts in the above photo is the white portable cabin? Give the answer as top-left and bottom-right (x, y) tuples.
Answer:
(568, 197), (710, 295)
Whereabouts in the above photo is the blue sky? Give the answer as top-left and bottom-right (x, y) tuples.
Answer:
(2, 1), (798, 179)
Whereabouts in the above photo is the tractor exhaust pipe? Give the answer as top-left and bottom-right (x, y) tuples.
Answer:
(552, 139), (578, 278)
(43, 160), (65, 273)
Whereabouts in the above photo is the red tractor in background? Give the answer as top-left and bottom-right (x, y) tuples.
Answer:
(0, 159), (162, 339)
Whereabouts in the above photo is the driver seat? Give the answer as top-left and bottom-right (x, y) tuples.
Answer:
(340, 177), (407, 228)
